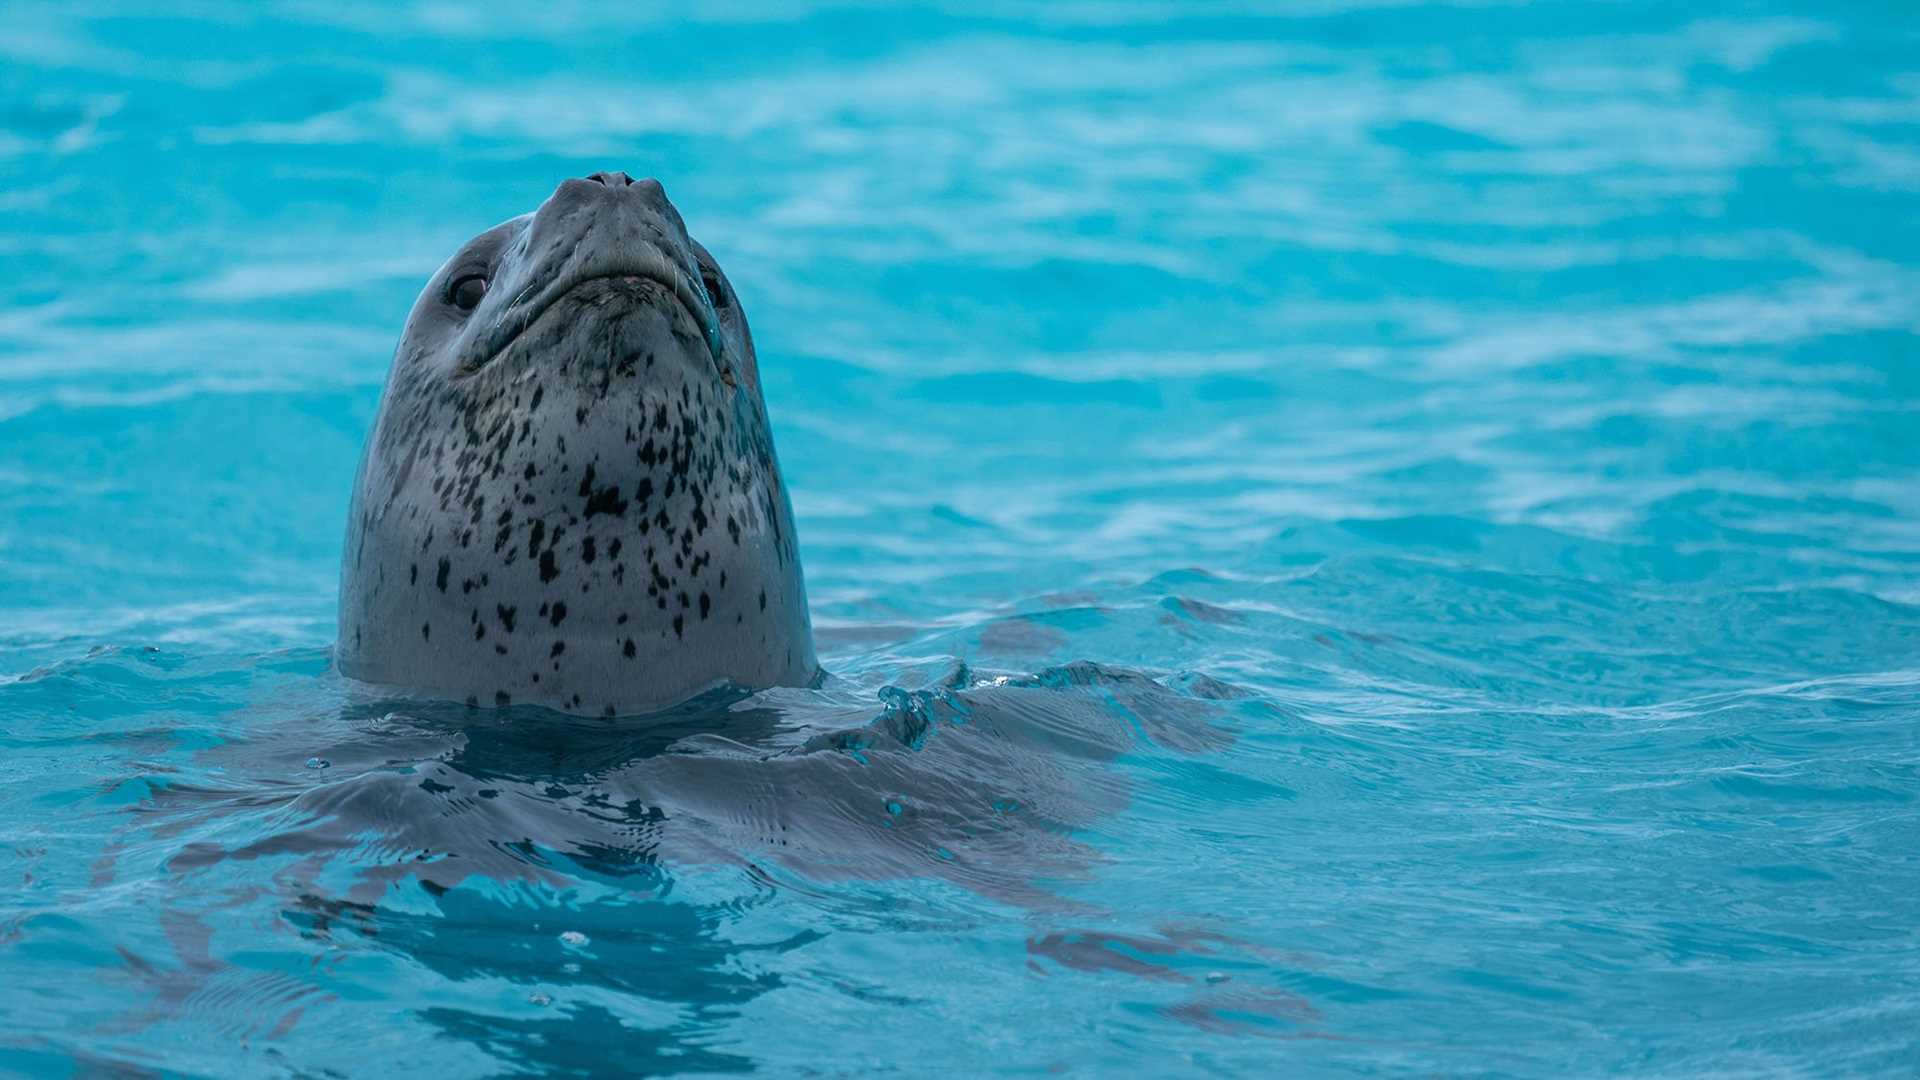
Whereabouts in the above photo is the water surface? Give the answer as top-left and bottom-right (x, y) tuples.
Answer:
(3, 1), (1919, 1074)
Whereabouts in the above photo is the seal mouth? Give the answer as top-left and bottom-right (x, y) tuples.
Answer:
(463, 254), (725, 378)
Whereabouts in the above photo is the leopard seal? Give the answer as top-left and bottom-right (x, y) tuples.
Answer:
(337, 171), (816, 715)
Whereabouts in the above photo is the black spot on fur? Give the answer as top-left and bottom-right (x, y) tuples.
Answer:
(549, 602), (568, 627)
(496, 605), (517, 633)
(578, 463), (629, 519)
(539, 549), (559, 583)
(623, 638), (636, 658)
(435, 558), (450, 592)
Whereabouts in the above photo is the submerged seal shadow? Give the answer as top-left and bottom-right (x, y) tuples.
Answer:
(338, 171), (816, 716)
(88, 657), (1257, 1062)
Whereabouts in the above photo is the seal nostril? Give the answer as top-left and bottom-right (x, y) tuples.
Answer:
(585, 171), (634, 187)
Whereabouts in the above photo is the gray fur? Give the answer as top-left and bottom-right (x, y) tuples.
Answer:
(337, 172), (816, 715)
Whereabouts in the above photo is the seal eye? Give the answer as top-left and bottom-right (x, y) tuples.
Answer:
(701, 269), (729, 311)
(450, 274), (488, 312)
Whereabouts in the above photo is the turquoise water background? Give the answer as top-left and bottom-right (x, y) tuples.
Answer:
(4, 2), (1919, 1074)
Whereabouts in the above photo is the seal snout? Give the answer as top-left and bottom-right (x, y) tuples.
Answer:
(460, 171), (727, 375)
(553, 170), (677, 224)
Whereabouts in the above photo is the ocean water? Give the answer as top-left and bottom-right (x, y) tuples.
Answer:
(3, 1), (1918, 1074)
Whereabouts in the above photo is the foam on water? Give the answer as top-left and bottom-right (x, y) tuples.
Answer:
(2, 1), (1918, 1073)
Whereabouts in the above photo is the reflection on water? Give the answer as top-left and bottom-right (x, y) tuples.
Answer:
(81, 660), (1240, 1073)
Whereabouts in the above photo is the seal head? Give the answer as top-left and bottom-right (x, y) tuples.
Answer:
(337, 171), (817, 715)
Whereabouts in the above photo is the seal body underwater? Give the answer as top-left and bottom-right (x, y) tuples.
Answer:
(337, 171), (817, 715)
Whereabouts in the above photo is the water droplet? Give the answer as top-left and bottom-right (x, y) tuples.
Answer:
(1205, 971), (1229, 985)
(885, 800), (903, 816)
(304, 757), (330, 770)
(563, 962), (580, 975)
(528, 992), (552, 1006)
(559, 930), (589, 948)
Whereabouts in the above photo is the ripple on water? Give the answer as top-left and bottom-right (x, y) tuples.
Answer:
(3, 0), (1920, 1074)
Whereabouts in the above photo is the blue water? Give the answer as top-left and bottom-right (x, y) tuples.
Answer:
(3, 2), (1919, 1074)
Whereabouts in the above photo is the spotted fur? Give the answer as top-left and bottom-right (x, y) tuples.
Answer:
(338, 174), (816, 715)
